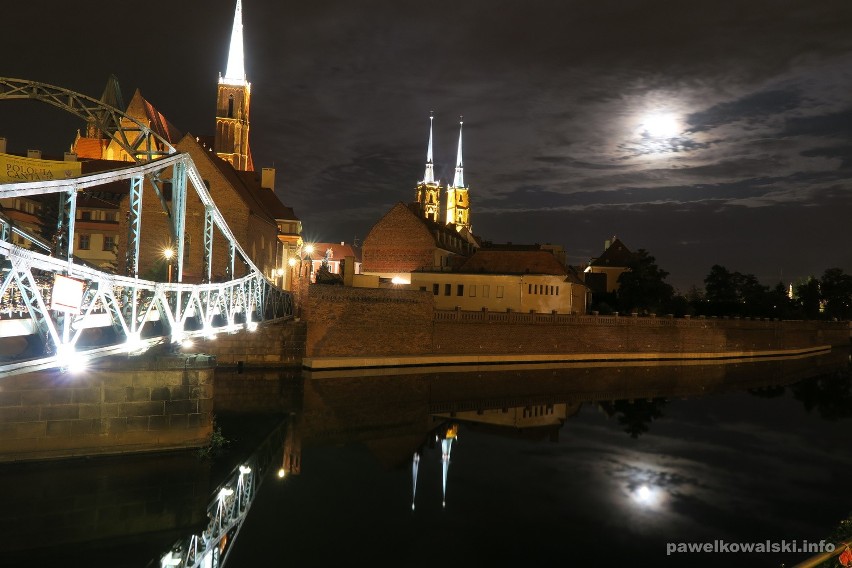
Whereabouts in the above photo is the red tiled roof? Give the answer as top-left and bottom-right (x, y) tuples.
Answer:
(458, 249), (568, 275)
(74, 138), (107, 159)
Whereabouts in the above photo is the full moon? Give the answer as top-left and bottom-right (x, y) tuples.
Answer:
(641, 113), (679, 138)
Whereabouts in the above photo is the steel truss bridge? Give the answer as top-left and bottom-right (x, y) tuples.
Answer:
(0, 78), (292, 377)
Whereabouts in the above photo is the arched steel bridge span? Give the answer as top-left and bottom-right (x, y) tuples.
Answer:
(0, 78), (292, 377)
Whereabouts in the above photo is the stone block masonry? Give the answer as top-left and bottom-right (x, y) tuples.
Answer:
(192, 319), (306, 367)
(0, 354), (215, 463)
(301, 284), (850, 369)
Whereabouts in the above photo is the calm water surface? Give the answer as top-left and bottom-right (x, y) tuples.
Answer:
(2, 350), (850, 568)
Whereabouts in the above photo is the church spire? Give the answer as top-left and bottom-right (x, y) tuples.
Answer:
(422, 111), (435, 184)
(222, 0), (247, 86)
(452, 116), (464, 188)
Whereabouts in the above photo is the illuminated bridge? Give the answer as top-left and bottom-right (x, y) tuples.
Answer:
(0, 78), (293, 378)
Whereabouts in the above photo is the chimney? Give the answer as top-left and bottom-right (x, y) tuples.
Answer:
(64, 152), (77, 162)
(27, 149), (42, 159)
(0, 137), (6, 154)
(261, 167), (275, 190)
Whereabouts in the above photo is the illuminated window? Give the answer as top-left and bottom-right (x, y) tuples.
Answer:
(78, 234), (90, 250)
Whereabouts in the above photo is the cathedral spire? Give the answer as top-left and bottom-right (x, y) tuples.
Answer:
(452, 116), (464, 188)
(422, 111), (435, 184)
(222, 0), (247, 85)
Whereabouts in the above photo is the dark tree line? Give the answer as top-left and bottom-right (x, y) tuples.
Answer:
(590, 249), (852, 320)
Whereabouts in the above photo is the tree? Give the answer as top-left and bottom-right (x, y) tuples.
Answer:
(819, 267), (852, 320)
(616, 249), (674, 314)
(794, 277), (821, 319)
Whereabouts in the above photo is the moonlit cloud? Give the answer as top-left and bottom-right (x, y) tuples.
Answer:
(1, 0), (851, 289)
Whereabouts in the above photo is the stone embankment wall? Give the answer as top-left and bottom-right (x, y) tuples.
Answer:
(303, 285), (849, 359)
(304, 286), (433, 357)
(192, 319), (306, 367)
(0, 354), (215, 463)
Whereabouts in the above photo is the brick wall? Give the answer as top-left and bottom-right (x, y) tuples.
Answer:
(361, 202), (437, 273)
(192, 320), (306, 367)
(0, 354), (215, 462)
(303, 291), (848, 359)
(304, 285), (434, 357)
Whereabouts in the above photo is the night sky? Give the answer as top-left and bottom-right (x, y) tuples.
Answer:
(2, 0), (852, 291)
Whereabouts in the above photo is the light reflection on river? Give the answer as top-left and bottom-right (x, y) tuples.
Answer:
(1, 349), (850, 568)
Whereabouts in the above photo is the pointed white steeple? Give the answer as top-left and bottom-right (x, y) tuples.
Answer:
(422, 112), (435, 184)
(452, 116), (464, 188)
(222, 0), (247, 85)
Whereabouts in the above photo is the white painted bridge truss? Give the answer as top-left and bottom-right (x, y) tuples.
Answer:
(0, 79), (292, 377)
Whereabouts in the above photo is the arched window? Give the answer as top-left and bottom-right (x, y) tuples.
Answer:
(228, 95), (234, 118)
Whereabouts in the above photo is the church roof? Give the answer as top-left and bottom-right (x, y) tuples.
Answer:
(234, 170), (300, 221)
(457, 249), (568, 275)
(126, 89), (183, 145)
(588, 237), (636, 268)
(403, 202), (476, 256)
(178, 134), (276, 230)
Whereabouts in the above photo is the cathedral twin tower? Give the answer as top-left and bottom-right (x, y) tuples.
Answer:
(415, 113), (471, 233)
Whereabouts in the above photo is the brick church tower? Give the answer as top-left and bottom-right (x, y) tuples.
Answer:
(215, 0), (254, 171)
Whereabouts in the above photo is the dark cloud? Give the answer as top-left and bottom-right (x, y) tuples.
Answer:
(2, 0), (852, 289)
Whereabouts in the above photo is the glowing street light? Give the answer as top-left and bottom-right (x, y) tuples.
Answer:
(162, 247), (174, 283)
(287, 257), (297, 268)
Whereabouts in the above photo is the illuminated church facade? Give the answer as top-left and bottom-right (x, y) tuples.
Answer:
(413, 114), (472, 234)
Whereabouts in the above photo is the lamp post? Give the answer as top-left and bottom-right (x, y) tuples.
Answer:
(163, 247), (174, 283)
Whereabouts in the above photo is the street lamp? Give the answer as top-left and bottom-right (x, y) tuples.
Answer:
(163, 247), (174, 283)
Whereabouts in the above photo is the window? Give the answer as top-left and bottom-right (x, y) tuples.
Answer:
(556, 287), (559, 296)
(444, 284), (451, 296)
(483, 285), (490, 298)
(80, 211), (91, 221)
(528, 284), (532, 294)
(457, 284), (464, 296)
(469, 285), (476, 297)
(419, 286), (426, 292)
(228, 95), (234, 118)
(78, 234), (90, 250)
(433, 284), (439, 295)
(103, 236), (115, 251)
(496, 285), (504, 299)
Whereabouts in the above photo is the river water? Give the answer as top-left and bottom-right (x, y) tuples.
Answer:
(2, 349), (850, 568)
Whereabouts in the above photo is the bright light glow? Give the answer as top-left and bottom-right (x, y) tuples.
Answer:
(57, 343), (87, 374)
(239, 465), (251, 475)
(161, 551), (182, 567)
(288, 257), (297, 267)
(276, 268), (284, 276)
(246, 321), (258, 332)
(124, 333), (145, 354)
(640, 113), (679, 138)
(218, 487), (234, 500)
(181, 338), (195, 349)
(162, 247), (174, 260)
(304, 244), (315, 255)
(391, 276), (410, 285)
(631, 484), (661, 508)
(277, 468), (286, 479)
